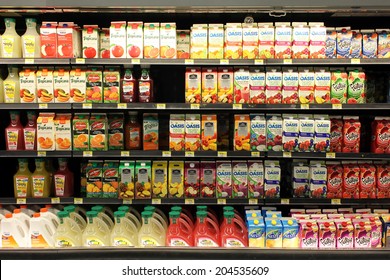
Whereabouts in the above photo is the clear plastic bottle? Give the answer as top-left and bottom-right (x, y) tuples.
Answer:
(3, 67), (20, 103)
(138, 211), (166, 247)
(144, 206), (168, 231)
(117, 206), (141, 230)
(13, 208), (30, 229)
(82, 210), (110, 246)
(91, 205), (114, 229)
(1, 18), (21, 58)
(110, 211), (138, 247)
(54, 211), (82, 247)
(32, 158), (51, 198)
(63, 205), (87, 231)
(21, 18), (41, 58)
(14, 158), (32, 198)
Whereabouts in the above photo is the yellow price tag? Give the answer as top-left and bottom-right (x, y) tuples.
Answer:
(39, 103), (48, 109)
(218, 151), (227, 157)
(284, 59), (293, 64)
(16, 198), (26, 204)
(217, 198), (226, 205)
(51, 197), (60, 204)
(83, 151), (93, 157)
(76, 58), (85, 64)
(190, 104), (200, 109)
(131, 59), (141, 64)
(254, 59), (264, 65)
(331, 199), (341, 205)
(117, 103), (127, 109)
(162, 151), (172, 157)
(351, 58), (361, 64)
(185, 59), (194, 65)
(326, 153), (336, 159)
(185, 199), (195, 205)
(251, 152), (260, 157)
(220, 59), (229, 65)
(74, 198), (83, 204)
(281, 198), (290, 205)
(233, 104), (242, 110)
(25, 58), (34, 64)
(37, 151), (46, 157)
(156, 103), (166, 109)
(300, 104), (310, 109)
(152, 199), (161, 205)
(249, 199), (258, 205)
(82, 103), (92, 109)
(185, 151), (195, 157)
(332, 104), (342, 109)
(283, 152), (292, 158)
(123, 198), (133, 205)
(121, 151), (130, 157)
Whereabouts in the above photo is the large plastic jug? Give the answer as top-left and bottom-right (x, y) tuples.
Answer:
(111, 211), (138, 247)
(63, 205), (87, 230)
(196, 206), (219, 225)
(45, 204), (62, 215)
(94, 205), (115, 221)
(144, 206), (168, 230)
(194, 211), (220, 247)
(19, 205), (35, 217)
(0, 205), (11, 216)
(166, 211), (194, 247)
(220, 211), (248, 247)
(54, 211), (82, 247)
(138, 211), (166, 247)
(117, 205), (141, 223)
(1, 213), (29, 248)
(171, 206), (194, 229)
(30, 213), (55, 248)
(40, 207), (60, 229)
(221, 206), (245, 227)
(118, 206), (141, 230)
(82, 211), (110, 246)
(13, 208), (30, 229)
(91, 206), (114, 229)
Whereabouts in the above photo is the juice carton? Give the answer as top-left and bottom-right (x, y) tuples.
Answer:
(266, 114), (283, 151)
(335, 219), (354, 248)
(377, 29), (390, 58)
(306, 209), (322, 215)
(234, 68), (250, 103)
(40, 22), (58, 58)
(323, 209), (338, 214)
(119, 161), (135, 199)
(201, 67), (218, 103)
(327, 162), (343, 198)
(292, 22), (310, 59)
(264, 161), (281, 198)
(249, 68), (266, 104)
(325, 28), (337, 58)
(86, 160), (103, 198)
(282, 69), (299, 104)
(290, 209), (306, 215)
(330, 70), (348, 104)
(309, 22), (326, 59)
(216, 161), (232, 198)
(250, 114), (266, 151)
(359, 164), (376, 199)
(265, 219), (283, 248)
(328, 214), (344, 220)
(217, 114), (230, 150)
(176, 30), (190, 59)
(185, 114), (201, 151)
(371, 117), (390, 154)
(108, 113), (124, 150)
(169, 114), (185, 151)
(168, 161), (184, 198)
(265, 68), (282, 104)
(266, 211), (282, 218)
(350, 31), (362, 58)
(292, 162), (310, 198)
(282, 114), (299, 152)
(82, 25), (99, 59)
(338, 207), (354, 214)
(72, 113), (89, 151)
(342, 116), (361, 153)
(217, 67), (234, 103)
(330, 116), (343, 152)
(362, 30), (378, 58)
(160, 23), (176, 59)
(311, 214), (327, 220)
(85, 67), (103, 103)
(143, 23), (160, 59)
(185, 67), (201, 103)
(54, 113), (72, 151)
(19, 68), (37, 103)
(99, 28), (110, 58)
(201, 115), (217, 151)
(103, 67), (120, 103)
(356, 209), (371, 214)
(292, 214), (310, 220)
(343, 163), (360, 199)
(248, 160), (264, 198)
(232, 161), (248, 198)
(298, 114), (314, 152)
(347, 69), (366, 104)
(36, 68), (54, 103)
(242, 23), (259, 59)
(126, 22), (143, 59)
(246, 210), (262, 219)
(336, 27), (352, 59)
(318, 220), (336, 248)
(376, 164), (390, 198)
(57, 22), (75, 58)
(208, 24), (224, 59)
(152, 161), (168, 198)
(309, 162), (327, 198)
(190, 24), (208, 59)
(89, 113), (107, 151)
(261, 207), (277, 217)
(258, 23), (275, 59)
(353, 219), (372, 248)
(102, 160), (119, 198)
(298, 69), (315, 104)
(381, 214), (390, 247)
(234, 115), (251, 151)
(247, 218), (265, 248)
(299, 220), (318, 248)
(362, 215), (382, 248)
(70, 68), (86, 103)
(281, 218), (299, 248)
(143, 113), (159, 150)
(110, 21), (126, 58)
(314, 115), (330, 152)
(135, 161), (152, 199)
(37, 113), (55, 151)
(374, 210), (389, 214)
(53, 68), (70, 103)
(224, 23), (243, 59)
(314, 69), (331, 104)
(200, 161), (216, 198)
(275, 23), (292, 59)
(184, 161), (200, 198)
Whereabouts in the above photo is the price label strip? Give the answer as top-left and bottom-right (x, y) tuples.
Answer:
(121, 151), (130, 157)
(233, 104), (242, 110)
(331, 199), (341, 205)
(283, 152), (292, 158)
(76, 58), (85, 64)
(281, 198), (290, 205)
(218, 151), (227, 157)
(185, 199), (195, 205)
(248, 199), (258, 205)
(332, 104), (342, 109)
(152, 199), (161, 205)
(131, 59), (141, 64)
(83, 151), (93, 157)
(37, 151), (46, 157)
(326, 152), (336, 159)
(82, 103), (92, 109)
(117, 103), (127, 109)
(74, 198), (83, 204)
(185, 59), (194, 65)
(220, 59), (229, 65)
(185, 151), (194, 157)
(51, 197), (60, 204)
(16, 198), (26, 204)
(156, 103), (166, 109)
(39, 103), (48, 109)
(251, 152), (260, 157)
(162, 151), (171, 157)
(190, 104), (200, 109)
(254, 59), (264, 65)
(123, 198), (133, 205)
(217, 198), (226, 205)
(25, 59), (34, 64)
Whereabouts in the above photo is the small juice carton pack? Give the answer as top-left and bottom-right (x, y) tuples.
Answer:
(242, 23), (259, 59)
(266, 114), (283, 151)
(290, 209), (306, 215)
(202, 67), (218, 103)
(356, 209), (371, 214)
(292, 162), (310, 198)
(54, 113), (72, 150)
(36, 68), (54, 103)
(318, 220), (336, 248)
(249, 68), (266, 104)
(201, 115), (217, 151)
(258, 23), (275, 59)
(330, 69), (348, 104)
(37, 113), (55, 151)
(350, 31), (362, 58)
(376, 164), (390, 198)
(250, 114), (266, 151)
(246, 210), (262, 219)
(232, 161), (248, 198)
(336, 27), (353, 58)
(292, 214), (310, 220)
(328, 214), (344, 220)
(190, 24), (208, 59)
(265, 68), (282, 104)
(298, 114), (314, 152)
(298, 69), (315, 104)
(343, 162), (360, 199)
(234, 67), (250, 103)
(53, 68), (70, 103)
(299, 219), (318, 248)
(119, 161), (135, 199)
(330, 116), (343, 152)
(275, 22), (292, 59)
(185, 114), (201, 151)
(176, 30), (190, 59)
(377, 29), (390, 58)
(85, 67), (103, 103)
(353, 219), (372, 248)
(135, 161), (152, 199)
(102, 160), (119, 198)
(248, 218), (265, 248)
(86, 160), (103, 198)
(248, 160), (264, 198)
(224, 23), (243, 59)
(19, 68), (37, 103)
(314, 68), (331, 104)
(292, 22), (310, 59)
(261, 207), (277, 217)
(281, 218), (299, 248)
(265, 219), (283, 248)
(314, 115), (330, 152)
(200, 161), (216, 198)
(143, 113), (159, 151)
(110, 21), (127, 58)
(70, 68), (86, 103)
(108, 113), (124, 150)
(309, 162), (327, 198)
(143, 23), (160, 59)
(40, 22), (58, 58)
(57, 22), (76, 58)
(264, 160), (281, 198)
(185, 67), (201, 103)
(72, 113), (89, 151)
(160, 23), (176, 59)
(216, 161), (232, 198)
(234, 114), (251, 151)
(99, 28), (110, 58)
(282, 114), (299, 152)
(342, 116), (361, 153)
(327, 162), (343, 198)
(347, 69), (366, 104)
(169, 114), (185, 151)
(266, 211), (282, 218)
(103, 67), (120, 103)
(338, 207), (354, 214)
(362, 215), (382, 248)
(335, 219), (354, 248)
(311, 214), (327, 220)
(126, 22), (143, 58)
(152, 161), (168, 198)
(168, 161), (184, 198)
(309, 22), (326, 59)
(89, 113), (108, 151)
(325, 28), (337, 58)
(282, 69), (299, 104)
(82, 25), (99, 59)
(306, 209), (322, 215)
(359, 164), (376, 199)
(208, 24), (224, 59)
(184, 161), (200, 198)
(217, 67), (234, 103)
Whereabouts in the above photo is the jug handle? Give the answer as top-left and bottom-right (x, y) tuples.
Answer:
(179, 217), (193, 234)
(206, 217), (220, 235)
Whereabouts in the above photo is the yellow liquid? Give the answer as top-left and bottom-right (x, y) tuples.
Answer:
(14, 160), (32, 198)
(32, 161), (51, 198)
(1, 19), (21, 58)
(82, 217), (110, 246)
(54, 218), (82, 247)
(21, 19), (41, 58)
(3, 68), (20, 103)
(138, 217), (166, 247)
(110, 216), (138, 246)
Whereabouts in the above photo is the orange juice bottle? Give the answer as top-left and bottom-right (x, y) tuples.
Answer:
(14, 158), (32, 198)
(32, 158), (51, 198)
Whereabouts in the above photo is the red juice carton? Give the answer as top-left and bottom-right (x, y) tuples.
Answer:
(258, 23), (275, 59)
(376, 164), (390, 198)
(371, 117), (390, 154)
(306, 209), (322, 215)
(314, 69), (331, 104)
(353, 219), (372, 248)
(314, 115), (330, 152)
(217, 67), (233, 103)
(326, 162), (343, 199)
(282, 114), (299, 152)
(264, 160), (281, 198)
(309, 162), (327, 198)
(342, 163), (360, 199)
(82, 25), (99, 59)
(323, 209), (338, 214)
(292, 214), (310, 220)
(330, 70), (348, 104)
(281, 218), (299, 248)
(250, 114), (266, 152)
(362, 30), (378, 59)
(40, 22), (58, 58)
(362, 215), (382, 248)
(265, 68), (282, 104)
(328, 214), (344, 219)
(345, 214), (361, 220)
(325, 27), (337, 58)
(318, 220), (336, 248)
(335, 219), (354, 248)
(274, 22), (292, 59)
(356, 209), (372, 214)
(248, 160), (264, 198)
(232, 161), (248, 198)
(298, 114), (314, 152)
(330, 116), (343, 152)
(298, 69), (315, 104)
(216, 161), (232, 198)
(342, 116), (361, 153)
(338, 207), (354, 214)
(290, 209), (306, 215)
(350, 30), (362, 58)
(292, 22), (309, 59)
(292, 162), (310, 198)
(200, 161), (216, 198)
(299, 219), (318, 248)
(377, 29), (390, 58)
(266, 114), (283, 151)
(336, 27), (352, 58)
(309, 22), (326, 59)
(311, 214), (327, 220)
(282, 69), (299, 104)
(347, 69), (366, 104)
(265, 218), (283, 248)
(359, 164), (376, 199)
(249, 68), (266, 104)
(234, 68), (250, 104)
(184, 161), (200, 198)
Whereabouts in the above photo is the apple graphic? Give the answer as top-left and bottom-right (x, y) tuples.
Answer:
(111, 45), (124, 58)
(101, 49), (110, 58)
(42, 44), (56, 57)
(61, 44), (73, 57)
(128, 45), (141, 58)
(84, 47), (97, 58)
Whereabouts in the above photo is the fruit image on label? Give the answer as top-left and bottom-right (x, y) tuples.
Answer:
(347, 70), (366, 104)
(15, 176), (29, 198)
(232, 161), (248, 198)
(32, 176), (45, 197)
(216, 161), (232, 198)
(330, 71), (348, 104)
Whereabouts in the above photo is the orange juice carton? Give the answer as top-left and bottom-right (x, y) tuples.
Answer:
(234, 114), (251, 151)
(330, 69), (348, 104)
(54, 113), (72, 151)
(216, 161), (232, 198)
(336, 27), (352, 59)
(248, 160), (264, 198)
(176, 30), (190, 59)
(359, 164), (376, 199)
(274, 22), (292, 59)
(314, 68), (331, 104)
(326, 162), (343, 198)
(70, 68), (86, 103)
(57, 22), (76, 58)
(86, 160), (103, 198)
(343, 162), (360, 199)
(86, 67), (103, 103)
(265, 218), (283, 248)
(184, 161), (200, 198)
(143, 113), (159, 151)
(168, 161), (184, 198)
(201, 115), (217, 151)
(265, 68), (282, 104)
(318, 220), (336, 248)
(250, 114), (266, 151)
(40, 22), (58, 58)
(299, 219), (318, 248)
(330, 116), (343, 152)
(217, 67), (234, 103)
(201, 67), (218, 103)
(110, 21), (127, 58)
(298, 114), (314, 152)
(281, 218), (299, 248)
(185, 114), (201, 152)
(242, 23), (259, 59)
(224, 23), (243, 59)
(335, 219), (354, 248)
(99, 28), (110, 58)
(353, 219), (372, 248)
(185, 67), (201, 103)
(103, 160), (119, 198)
(108, 113), (124, 150)
(232, 161), (248, 198)
(53, 68), (70, 103)
(103, 67), (120, 103)
(80, 161), (88, 196)
(135, 161), (152, 199)
(292, 22), (309, 59)
(298, 68), (315, 104)
(152, 161), (168, 198)
(264, 160), (281, 198)
(37, 113), (55, 151)
(282, 69), (299, 104)
(72, 113), (89, 151)
(258, 23), (275, 59)
(371, 117), (390, 154)
(190, 24), (208, 59)
(314, 115), (330, 152)
(160, 23), (176, 59)
(36, 68), (54, 103)
(282, 114), (299, 152)
(361, 214), (382, 248)
(325, 27), (337, 58)
(350, 30), (362, 58)
(342, 116), (361, 153)
(309, 22), (326, 59)
(347, 69), (366, 104)
(249, 68), (266, 104)
(376, 29), (390, 58)
(82, 25), (99, 58)
(309, 162), (327, 198)
(266, 114), (283, 151)
(234, 67), (250, 103)
(376, 164), (390, 198)
(126, 22), (143, 59)
(200, 161), (216, 198)
(89, 113), (107, 151)
(248, 218), (265, 248)
(292, 162), (310, 198)
(169, 114), (185, 151)
(19, 68), (37, 103)
(208, 24), (224, 59)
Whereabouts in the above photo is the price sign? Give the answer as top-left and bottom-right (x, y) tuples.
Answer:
(152, 199), (161, 205)
(39, 103), (48, 109)
(218, 151), (227, 157)
(82, 103), (92, 109)
(83, 151), (93, 157)
(233, 104), (242, 110)
(251, 152), (260, 157)
(281, 198), (290, 205)
(51, 197), (60, 204)
(326, 153), (336, 159)
(331, 199), (341, 205)
(117, 103), (127, 109)
(16, 198), (26, 204)
(37, 151), (47, 157)
(332, 104), (342, 109)
(185, 199), (195, 205)
(121, 151), (130, 157)
(185, 151), (195, 157)
(220, 59), (229, 65)
(283, 152), (292, 158)
(74, 198), (83, 204)
(76, 58), (85, 64)
(190, 104), (200, 109)
(351, 59), (361, 64)
(131, 59), (141, 64)
(254, 59), (264, 65)
(162, 151), (171, 157)
(25, 59), (34, 64)
(123, 199), (133, 205)
(217, 199), (226, 205)
(300, 104), (310, 109)
(283, 59), (292, 64)
(185, 59), (194, 65)
(249, 199), (258, 205)
(156, 103), (166, 109)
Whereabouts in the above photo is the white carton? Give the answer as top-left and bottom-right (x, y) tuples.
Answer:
(99, 28), (110, 58)
(242, 23), (259, 59)
(70, 68), (86, 103)
(282, 69), (299, 104)
(282, 114), (299, 152)
(249, 68), (266, 104)
(292, 22), (310, 59)
(293, 162), (310, 198)
(144, 23), (160, 59)
(266, 114), (283, 151)
(208, 24), (224, 59)
(110, 21), (127, 58)
(19, 69), (37, 103)
(53, 68), (70, 103)
(298, 114), (314, 152)
(265, 68), (282, 104)
(224, 23), (243, 59)
(258, 23), (275, 59)
(190, 24), (208, 59)
(250, 114), (266, 151)
(36, 68), (54, 103)
(275, 22), (292, 59)
(325, 27), (337, 59)
(82, 25), (99, 59)
(298, 69), (315, 104)
(264, 160), (281, 198)
(126, 22), (143, 58)
(309, 22), (326, 59)
(314, 69), (331, 104)
(314, 115), (330, 152)
(160, 22), (176, 59)
(309, 162), (327, 198)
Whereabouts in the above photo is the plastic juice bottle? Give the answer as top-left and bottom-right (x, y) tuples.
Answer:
(111, 211), (138, 247)
(45, 159), (55, 196)
(117, 206), (141, 230)
(21, 18), (41, 58)
(144, 206), (168, 231)
(125, 111), (141, 150)
(30, 213), (55, 248)
(138, 211), (166, 247)
(45, 204), (61, 215)
(13, 208), (30, 229)
(40, 207), (60, 229)
(138, 69), (153, 103)
(23, 111), (37, 151)
(220, 211), (248, 247)
(6, 111), (23, 151)
(196, 205), (219, 225)
(1, 18), (21, 58)
(3, 67), (20, 103)
(222, 206), (245, 225)
(1, 213), (29, 248)
(54, 211), (82, 247)
(171, 206), (194, 229)
(166, 211), (194, 247)
(83, 210), (110, 246)
(63, 205), (87, 231)
(14, 159), (32, 198)
(19, 205), (35, 217)
(91, 206), (114, 230)
(194, 211), (220, 247)
(54, 158), (74, 197)
(32, 158), (50, 198)
(121, 69), (138, 103)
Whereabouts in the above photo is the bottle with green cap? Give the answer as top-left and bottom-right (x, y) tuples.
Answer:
(110, 211), (139, 246)
(32, 158), (51, 198)
(171, 206), (194, 229)
(193, 210), (220, 247)
(63, 205), (87, 230)
(1, 18), (21, 58)
(53, 211), (82, 247)
(82, 210), (110, 246)
(166, 210), (194, 247)
(117, 206), (141, 230)
(138, 210), (166, 247)
(221, 206), (245, 226)
(91, 205), (114, 229)
(13, 158), (32, 198)
(196, 205), (218, 225)
(144, 205), (168, 230)
(220, 211), (248, 247)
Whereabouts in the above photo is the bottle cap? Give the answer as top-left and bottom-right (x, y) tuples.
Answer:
(169, 211), (181, 218)
(223, 206), (234, 212)
(86, 211), (98, 218)
(144, 206), (156, 212)
(63, 205), (76, 213)
(224, 211), (234, 219)
(114, 211), (126, 218)
(171, 206), (182, 212)
(33, 213), (40, 218)
(13, 209), (21, 214)
(5, 213), (12, 218)
(271, 220), (277, 226)
(196, 206), (207, 211)
(254, 219), (259, 225)
(40, 208), (48, 213)
(196, 211), (207, 218)
(141, 211), (153, 218)
(91, 206), (104, 213)
(57, 211), (70, 218)
(118, 206), (130, 212)
(288, 220), (294, 226)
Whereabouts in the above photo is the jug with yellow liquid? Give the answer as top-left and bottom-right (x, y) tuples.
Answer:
(54, 211), (82, 247)
(110, 211), (139, 247)
(82, 210), (110, 246)
(138, 211), (166, 247)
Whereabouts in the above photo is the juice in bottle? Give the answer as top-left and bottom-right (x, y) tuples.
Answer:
(220, 211), (248, 247)
(54, 158), (74, 197)
(1, 213), (29, 248)
(3, 67), (20, 103)
(21, 18), (41, 58)
(5, 111), (23, 151)
(63, 205), (87, 231)
(54, 211), (82, 247)
(138, 69), (153, 103)
(82, 210), (110, 246)
(14, 159), (32, 198)
(32, 158), (50, 198)
(166, 211), (194, 247)
(23, 111), (37, 151)
(111, 211), (138, 246)
(125, 112), (141, 150)
(138, 211), (166, 247)
(29, 213), (55, 248)
(121, 69), (138, 103)
(194, 211), (220, 247)
(1, 18), (21, 58)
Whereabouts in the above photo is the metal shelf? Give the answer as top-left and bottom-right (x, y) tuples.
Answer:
(0, 151), (72, 158)
(267, 151), (390, 160)
(0, 103), (72, 110)
(0, 58), (70, 65)
(265, 198), (390, 206)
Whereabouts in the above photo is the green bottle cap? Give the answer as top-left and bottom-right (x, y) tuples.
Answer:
(91, 206), (104, 213)
(196, 211), (207, 218)
(224, 211), (235, 219)
(114, 211), (126, 218)
(144, 206), (156, 212)
(63, 205), (76, 213)
(169, 211), (181, 218)
(196, 206), (207, 211)
(141, 211), (153, 218)
(223, 206), (234, 212)
(171, 206), (182, 212)
(86, 211), (98, 218)
(57, 211), (70, 218)
(118, 206), (130, 212)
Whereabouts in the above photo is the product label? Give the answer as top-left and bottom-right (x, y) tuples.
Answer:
(140, 237), (159, 247)
(23, 35), (36, 57)
(56, 238), (75, 247)
(113, 237), (134, 246)
(1, 36), (15, 57)
(169, 238), (191, 247)
(232, 162), (248, 198)
(6, 129), (19, 150)
(197, 238), (219, 247)
(248, 162), (264, 198)
(4, 81), (16, 103)
(32, 176), (45, 197)
(15, 176), (29, 198)
(31, 232), (49, 248)
(1, 234), (19, 248)
(225, 238), (246, 247)
(54, 174), (65, 196)
(23, 128), (36, 150)
(85, 238), (105, 246)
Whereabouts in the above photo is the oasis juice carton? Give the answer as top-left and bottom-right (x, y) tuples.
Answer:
(309, 162), (327, 198)
(330, 70), (348, 104)
(224, 23), (243, 59)
(82, 25), (99, 58)
(314, 69), (331, 104)
(250, 114), (266, 151)
(281, 218), (299, 248)
(54, 113), (72, 150)
(327, 162), (343, 198)
(298, 114), (314, 152)
(103, 67), (120, 103)
(200, 161), (216, 198)
(152, 161), (168, 198)
(86, 160), (103, 198)
(126, 22), (143, 59)
(248, 218), (265, 248)
(217, 67), (234, 103)
(248, 160), (264, 198)
(265, 68), (282, 104)
(73, 113), (89, 151)
(37, 113), (55, 151)
(318, 220), (336, 248)
(359, 164), (376, 199)
(168, 161), (184, 198)
(40, 22), (58, 58)
(19, 68), (37, 103)
(99, 28), (110, 58)
(190, 24), (208, 59)
(275, 22), (292, 59)
(85, 67), (103, 103)
(249, 68), (266, 104)
(89, 113), (107, 151)
(314, 115), (330, 152)
(342, 116), (361, 153)
(184, 161), (200, 198)
(292, 162), (310, 198)
(264, 160), (281, 198)
(292, 22), (309, 59)
(309, 22), (326, 59)
(216, 161), (232, 198)
(242, 23), (259, 59)
(234, 114), (250, 151)
(70, 68), (86, 103)
(347, 69), (366, 104)
(160, 23), (176, 59)
(265, 218), (283, 248)
(176, 30), (190, 59)
(282, 69), (299, 104)
(185, 67), (201, 103)
(376, 164), (390, 198)
(234, 67), (250, 103)
(325, 28), (337, 58)
(266, 114), (283, 151)
(377, 29), (390, 58)
(108, 113), (124, 150)
(336, 27), (352, 59)
(36, 68), (54, 103)
(282, 114), (299, 152)
(330, 116), (343, 152)
(185, 114), (201, 151)
(299, 220), (318, 248)
(202, 67), (218, 103)
(143, 23), (160, 59)
(258, 23), (275, 59)
(110, 21), (127, 58)
(143, 113), (159, 150)
(201, 115), (217, 151)
(208, 24), (224, 59)
(119, 161), (135, 199)
(298, 69), (315, 104)
(335, 219), (354, 248)
(343, 163), (360, 199)
(350, 31), (362, 58)
(135, 161), (152, 199)
(169, 114), (185, 152)
(102, 160), (119, 198)
(53, 68), (70, 103)
(232, 161), (248, 198)
(353, 219), (372, 248)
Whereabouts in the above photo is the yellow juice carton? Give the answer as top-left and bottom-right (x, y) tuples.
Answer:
(37, 113), (55, 151)
(54, 113), (72, 151)
(325, 27), (337, 58)
(281, 218), (299, 248)
(152, 161), (168, 198)
(265, 68), (282, 104)
(73, 113), (89, 151)
(282, 68), (299, 104)
(275, 22), (292, 59)
(377, 29), (390, 58)
(168, 161), (184, 198)
(201, 115), (217, 151)
(70, 68), (86, 103)
(362, 30), (378, 59)
(249, 68), (266, 104)
(298, 68), (315, 104)
(160, 23), (176, 59)
(234, 114), (251, 151)
(89, 113), (108, 151)
(103, 160), (119, 198)
(248, 218), (265, 248)
(336, 27), (352, 59)
(53, 68), (70, 103)
(208, 24), (224, 59)
(185, 114), (201, 151)
(36, 68), (54, 103)
(86, 160), (103, 198)
(169, 114), (185, 151)
(309, 22), (326, 59)
(217, 67), (234, 103)
(224, 23), (243, 59)
(177, 30), (190, 59)
(190, 24), (208, 59)
(242, 23), (259, 59)
(185, 67), (201, 103)
(103, 67), (120, 103)
(126, 21), (143, 58)
(82, 25), (99, 59)
(258, 23), (275, 59)
(201, 67), (218, 103)
(143, 23), (160, 59)
(86, 67), (103, 103)
(135, 161), (152, 199)
(110, 21), (127, 58)
(265, 218), (283, 248)
(314, 68), (331, 104)
(118, 160), (135, 199)
(99, 28), (110, 58)
(19, 68), (37, 103)
(292, 22), (309, 59)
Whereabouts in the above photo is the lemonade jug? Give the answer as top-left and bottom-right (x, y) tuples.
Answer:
(171, 206), (194, 229)
(0, 205), (11, 216)
(91, 206), (114, 229)
(138, 211), (166, 247)
(1, 18), (21, 58)
(21, 18), (41, 58)
(82, 211), (110, 246)
(194, 210), (220, 247)
(117, 206), (141, 230)
(14, 159), (33, 198)
(196, 206), (218, 225)
(1, 213), (29, 248)
(32, 158), (50, 198)
(220, 211), (248, 247)
(63, 205), (87, 230)
(30, 213), (55, 248)
(40, 207), (60, 228)
(144, 206), (168, 230)
(166, 211), (194, 247)
(13, 208), (30, 229)
(0, 76), (4, 102)
(3, 68), (20, 103)
(93, 205), (115, 221)
(54, 211), (82, 247)
(111, 211), (138, 247)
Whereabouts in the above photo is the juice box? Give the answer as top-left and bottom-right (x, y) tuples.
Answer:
(53, 68), (70, 103)
(250, 114), (266, 151)
(371, 117), (390, 154)
(258, 23), (275, 59)
(325, 28), (337, 58)
(177, 30), (190, 59)
(306, 209), (322, 215)
(36, 68), (54, 103)
(290, 209), (306, 215)
(216, 161), (232, 198)
(266, 211), (282, 218)
(86, 68), (103, 103)
(108, 113), (124, 150)
(234, 68), (250, 103)
(200, 161), (216, 198)
(353, 219), (372, 248)
(298, 114), (314, 152)
(265, 68), (282, 104)
(347, 69), (366, 104)
(119, 161), (135, 199)
(224, 23), (243, 59)
(330, 70), (348, 103)
(40, 22), (58, 58)
(152, 161), (168, 198)
(89, 113), (107, 151)
(70, 68), (86, 103)
(343, 163), (360, 199)
(190, 24), (208, 59)
(292, 214), (310, 220)
(248, 218), (265, 248)
(377, 29), (390, 58)
(335, 219), (354, 248)
(359, 164), (376, 199)
(103, 67), (120, 103)
(350, 31), (362, 58)
(376, 164), (390, 198)
(208, 24), (224, 59)
(80, 161), (87, 197)
(168, 161), (184, 198)
(232, 161), (248, 198)
(356, 209), (371, 214)
(299, 220), (318, 248)
(201, 115), (217, 151)
(37, 113), (55, 151)
(57, 22), (75, 58)
(169, 114), (185, 151)
(326, 162), (343, 198)
(184, 161), (200, 198)
(217, 114), (230, 150)
(135, 161), (152, 199)
(99, 28), (110, 58)
(185, 114), (201, 151)
(314, 115), (330, 152)
(314, 69), (331, 104)
(362, 215), (382, 248)
(264, 160), (281, 198)
(202, 67), (218, 103)
(110, 21), (126, 58)
(86, 160), (103, 198)
(338, 207), (354, 214)
(234, 114), (250, 151)
(330, 116), (343, 152)
(54, 113), (72, 150)
(292, 162), (310, 198)
(328, 214), (344, 220)
(246, 210), (262, 219)
(342, 116), (361, 153)
(282, 114), (299, 152)
(265, 219), (283, 248)
(102, 160), (119, 198)
(292, 22), (309, 59)
(160, 23), (176, 59)
(318, 220), (336, 248)
(126, 22), (143, 59)
(72, 113), (89, 151)
(282, 69), (299, 104)
(143, 23), (160, 59)
(274, 23), (292, 59)
(217, 67), (234, 103)
(266, 114), (283, 151)
(19, 68), (37, 103)
(143, 113), (159, 150)
(82, 25), (99, 58)
(185, 67), (201, 103)
(309, 162), (327, 198)
(309, 22), (326, 59)
(281, 218), (299, 248)
(242, 23), (259, 59)
(248, 160), (264, 198)
(311, 214), (327, 220)
(336, 27), (352, 59)
(249, 68), (266, 104)
(298, 69), (315, 104)
(261, 207), (277, 217)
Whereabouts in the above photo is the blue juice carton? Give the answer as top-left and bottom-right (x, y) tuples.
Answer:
(247, 218), (265, 248)
(336, 27), (352, 59)
(245, 210), (262, 220)
(261, 207), (276, 217)
(265, 218), (283, 248)
(281, 218), (299, 248)
(266, 211), (282, 218)
(325, 27), (337, 58)
(362, 30), (378, 59)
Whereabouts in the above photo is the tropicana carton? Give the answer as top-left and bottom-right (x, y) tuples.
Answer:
(143, 23), (160, 59)
(54, 113), (72, 151)
(37, 113), (55, 151)
(110, 21), (127, 58)
(126, 22), (143, 59)
(70, 68), (86, 103)
(53, 68), (70, 103)
(176, 30), (190, 59)
(82, 25), (99, 59)
(99, 28), (110, 58)
(160, 23), (177, 59)
(19, 68), (37, 103)
(36, 68), (54, 103)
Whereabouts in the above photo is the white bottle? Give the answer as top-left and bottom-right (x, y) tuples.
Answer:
(0, 205), (11, 216)
(19, 205), (35, 217)
(1, 213), (29, 248)
(3, 67), (20, 103)
(1, 18), (21, 58)
(54, 211), (82, 247)
(29, 213), (55, 248)
(91, 206), (114, 229)
(13, 208), (30, 229)
(22, 18), (41, 58)
(40, 207), (60, 228)
(45, 204), (61, 215)
(63, 205), (87, 231)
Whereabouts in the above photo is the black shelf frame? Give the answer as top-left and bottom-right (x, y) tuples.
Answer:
(0, 151), (72, 158)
